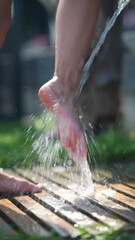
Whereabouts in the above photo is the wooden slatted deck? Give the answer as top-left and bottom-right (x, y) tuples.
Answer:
(0, 163), (135, 239)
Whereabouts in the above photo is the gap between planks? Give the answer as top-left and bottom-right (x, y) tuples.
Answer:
(14, 168), (135, 226)
(2, 167), (135, 238)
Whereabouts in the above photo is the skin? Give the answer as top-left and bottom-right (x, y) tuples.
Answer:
(0, 0), (42, 194)
(0, 171), (42, 194)
(39, 0), (101, 162)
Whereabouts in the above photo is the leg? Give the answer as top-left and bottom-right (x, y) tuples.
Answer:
(0, 172), (42, 194)
(39, 0), (100, 161)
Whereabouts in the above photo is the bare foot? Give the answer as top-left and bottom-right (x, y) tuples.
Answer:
(0, 172), (42, 194)
(38, 78), (87, 162)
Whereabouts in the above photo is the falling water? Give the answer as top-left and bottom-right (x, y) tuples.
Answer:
(76, 0), (130, 99)
(74, 0), (130, 194)
(77, 159), (94, 195)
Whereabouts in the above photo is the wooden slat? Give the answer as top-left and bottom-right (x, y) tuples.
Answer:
(39, 170), (135, 221)
(124, 182), (135, 190)
(94, 184), (135, 210)
(33, 192), (104, 235)
(2, 166), (135, 238)
(57, 168), (135, 211)
(4, 170), (108, 234)
(0, 198), (48, 236)
(58, 169), (135, 211)
(107, 183), (135, 197)
(41, 169), (135, 223)
(16, 168), (126, 229)
(91, 169), (135, 202)
(6, 167), (108, 235)
(3, 166), (135, 237)
(34, 191), (95, 226)
(13, 195), (80, 238)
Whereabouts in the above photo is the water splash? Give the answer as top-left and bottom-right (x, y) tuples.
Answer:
(33, 132), (64, 168)
(32, 110), (69, 169)
(23, 111), (94, 195)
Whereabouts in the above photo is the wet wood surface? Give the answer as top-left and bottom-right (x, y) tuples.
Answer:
(0, 164), (135, 238)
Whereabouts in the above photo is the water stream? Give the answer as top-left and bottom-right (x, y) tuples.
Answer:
(76, 0), (130, 99)
(74, 0), (131, 194)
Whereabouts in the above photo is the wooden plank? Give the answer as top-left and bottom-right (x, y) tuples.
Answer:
(39, 168), (135, 223)
(2, 169), (80, 237)
(91, 169), (135, 200)
(5, 169), (107, 235)
(0, 198), (48, 236)
(46, 170), (135, 218)
(94, 184), (135, 210)
(13, 195), (80, 238)
(33, 191), (95, 227)
(3, 166), (135, 238)
(33, 167), (135, 209)
(33, 192), (106, 235)
(0, 216), (16, 234)
(108, 183), (135, 198)
(57, 168), (135, 210)
(58, 167), (135, 204)
(16, 168), (126, 229)
(4, 169), (108, 234)
(33, 191), (104, 235)
(124, 182), (135, 190)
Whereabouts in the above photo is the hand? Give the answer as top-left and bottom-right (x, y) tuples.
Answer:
(0, 0), (12, 48)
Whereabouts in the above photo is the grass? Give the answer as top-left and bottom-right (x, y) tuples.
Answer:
(0, 117), (135, 168)
(0, 226), (135, 240)
(87, 128), (135, 166)
(79, 226), (135, 240)
(0, 232), (64, 240)
(0, 121), (37, 168)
